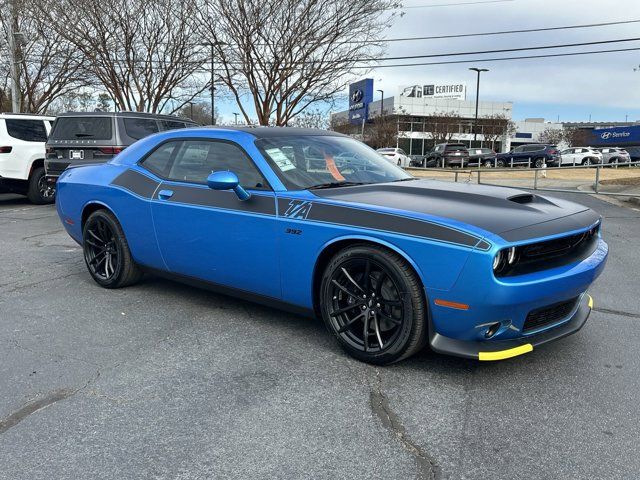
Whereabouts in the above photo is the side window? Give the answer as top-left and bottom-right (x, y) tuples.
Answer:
(5, 119), (47, 142)
(124, 118), (160, 140)
(513, 146), (523, 153)
(160, 120), (187, 131)
(141, 142), (180, 178)
(167, 140), (268, 189)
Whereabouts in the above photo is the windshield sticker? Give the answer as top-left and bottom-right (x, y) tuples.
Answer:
(324, 154), (345, 181)
(265, 148), (296, 172)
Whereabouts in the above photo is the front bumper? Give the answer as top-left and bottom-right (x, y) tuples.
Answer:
(430, 293), (593, 360)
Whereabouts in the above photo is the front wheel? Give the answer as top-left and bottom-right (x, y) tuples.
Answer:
(534, 158), (545, 168)
(496, 159), (506, 168)
(582, 158), (594, 166)
(319, 245), (427, 365)
(83, 209), (142, 288)
(27, 167), (55, 204)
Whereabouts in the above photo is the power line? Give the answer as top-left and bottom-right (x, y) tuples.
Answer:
(375, 36), (640, 62)
(357, 46), (640, 69)
(376, 18), (640, 43)
(19, 36), (640, 66)
(400, 0), (514, 8)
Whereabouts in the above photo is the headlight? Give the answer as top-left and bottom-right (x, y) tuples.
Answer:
(493, 247), (518, 274)
(493, 250), (505, 272)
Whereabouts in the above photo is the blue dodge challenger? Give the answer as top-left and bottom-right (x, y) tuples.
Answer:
(55, 127), (608, 364)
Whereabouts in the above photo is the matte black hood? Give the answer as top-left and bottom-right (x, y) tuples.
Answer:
(311, 179), (600, 242)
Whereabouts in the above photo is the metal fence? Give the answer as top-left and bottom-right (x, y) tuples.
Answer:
(406, 161), (640, 198)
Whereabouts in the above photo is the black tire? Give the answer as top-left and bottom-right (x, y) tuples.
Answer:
(534, 158), (545, 168)
(609, 157), (619, 165)
(82, 209), (142, 288)
(582, 158), (594, 166)
(496, 159), (506, 168)
(27, 167), (55, 204)
(483, 160), (494, 168)
(397, 159), (402, 166)
(319, 244), (427, 365)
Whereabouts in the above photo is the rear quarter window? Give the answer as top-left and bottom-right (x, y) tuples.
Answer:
(160, 120), (187, 131)
(124, 118), (160, 140)
(5, 119), (48, 142)
(51, 117), (112, 141)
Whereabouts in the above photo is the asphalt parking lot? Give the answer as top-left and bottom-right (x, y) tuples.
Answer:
(1, 192), (639, 480)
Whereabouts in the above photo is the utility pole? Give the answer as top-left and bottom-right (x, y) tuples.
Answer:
(202, 40), (226, 125)
(6, 0), (21, 113)
(469, 67), (489, 144)
(233, 112), (239, 125)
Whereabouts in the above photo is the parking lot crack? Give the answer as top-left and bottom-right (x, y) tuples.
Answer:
(369, 367), (441, 480)
(594, 307), (640, 319)
(0, 369), (99, 436)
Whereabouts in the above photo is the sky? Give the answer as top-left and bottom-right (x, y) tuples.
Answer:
(214, 0), (640, 124)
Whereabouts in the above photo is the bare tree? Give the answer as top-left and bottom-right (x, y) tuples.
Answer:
(289, 109), (329, 129)
(365, 115), (398, 149)
(424, 112), (461, 145)
(538, 126), (565, 145)
(480, 113), (516, 151)
(563, 127), (592, 147)
(197, 0), (400, 126)
(176, 101), (220, 125)
(0, 0), (91, 113)
(39, 0), (209, 113)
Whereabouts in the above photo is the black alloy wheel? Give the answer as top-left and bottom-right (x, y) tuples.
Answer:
(27, 167), (55, 204)
(83, 210), (142, 288)
(320, 245), (427, 364)
(496, 159), (506, 168)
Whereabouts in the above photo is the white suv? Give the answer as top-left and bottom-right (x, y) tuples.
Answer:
(559, 147), (603, 166)
(0, 114), (55, 204)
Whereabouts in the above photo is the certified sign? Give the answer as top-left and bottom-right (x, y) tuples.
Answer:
(401, 82), (467, 100)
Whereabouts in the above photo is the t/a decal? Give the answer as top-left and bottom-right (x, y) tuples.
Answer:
(283, 200), (313, 219)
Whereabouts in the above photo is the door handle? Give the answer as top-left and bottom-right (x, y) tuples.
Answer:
(158, 189), (174, 200)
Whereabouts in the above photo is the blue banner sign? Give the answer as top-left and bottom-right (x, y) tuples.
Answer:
(349, 78), (374, 125)
(589, 126), (640, 146)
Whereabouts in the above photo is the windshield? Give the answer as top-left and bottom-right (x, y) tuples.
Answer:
(256, 135), (412, 190)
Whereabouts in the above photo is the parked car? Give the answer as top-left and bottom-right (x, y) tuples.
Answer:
(596, 147), (631, 165)
(426, 143), (469, 167)
(0, 113), (56, 204)
(45, 111), (197, 184)
(376, 147), (411, 167)
(497, 144), (561, 168)
(55, 127), (607, 364)
(559, 147), (603, 166)
(467, 147), (497, 167)
(410, 155), (439, 168)
(625, 146), (640, 163)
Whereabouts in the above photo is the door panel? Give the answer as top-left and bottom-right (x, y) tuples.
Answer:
(151, 185), (280, 298)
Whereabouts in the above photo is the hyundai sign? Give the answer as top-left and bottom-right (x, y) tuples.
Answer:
(590, 125), (640, 146)
(349, 78), (374, 125)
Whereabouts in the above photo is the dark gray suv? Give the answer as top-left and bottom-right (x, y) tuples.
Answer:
(45, 112), (197, 184)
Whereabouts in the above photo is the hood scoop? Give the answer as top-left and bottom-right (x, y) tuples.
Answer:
(508, 193), (535, 204)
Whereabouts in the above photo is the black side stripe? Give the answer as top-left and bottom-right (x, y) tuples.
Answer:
(111, 169), (159, 198)
(111, 169), (276, 216)
(278, 198), (487, 249)
(158, 184), (276, 216)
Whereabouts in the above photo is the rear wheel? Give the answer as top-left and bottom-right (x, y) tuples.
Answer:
(319, 245), (427, 365)
(27, 167), (55, 204)
(534, 158), (545, 168)
(83, 210), (142, 288)
(496, 159), (506, 168)
(582, 158), (594, 166)
(483, 160), (494, 168)
(609, 157), (619, 165)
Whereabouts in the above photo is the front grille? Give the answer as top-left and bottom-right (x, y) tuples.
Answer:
(497, 224), (600, 277)
(523, 297), (579, 332)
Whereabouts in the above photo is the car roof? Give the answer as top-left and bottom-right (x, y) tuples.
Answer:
(0, 112), (55, 121)
(205, 126), (348, 139)
(54, 111), (195, 122)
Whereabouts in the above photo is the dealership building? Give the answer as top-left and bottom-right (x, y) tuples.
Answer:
(332, 79), (640, 156)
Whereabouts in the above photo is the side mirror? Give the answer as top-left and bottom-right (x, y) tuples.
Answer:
(206, 171), (251, 201)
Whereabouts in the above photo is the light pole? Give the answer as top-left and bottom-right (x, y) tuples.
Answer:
(469, 67), (489, 144)
(233, 112), (240, 125)
(202, 40), (227, 125)
(376, 89), (384, 117)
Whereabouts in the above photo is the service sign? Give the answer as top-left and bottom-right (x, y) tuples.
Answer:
(349, 78), (374, 125)
(589, 125), (640, 146)
(400, 83), (466, 100)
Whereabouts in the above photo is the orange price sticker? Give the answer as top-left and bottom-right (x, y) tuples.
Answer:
(324, 154), (345, 181)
